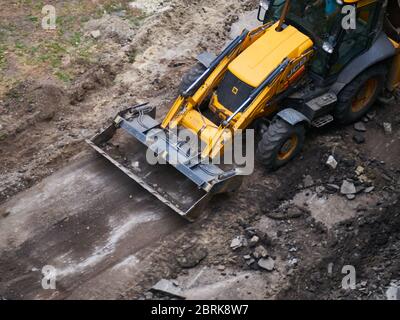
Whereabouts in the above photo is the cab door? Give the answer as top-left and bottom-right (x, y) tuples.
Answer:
(328, 1), (382, 75)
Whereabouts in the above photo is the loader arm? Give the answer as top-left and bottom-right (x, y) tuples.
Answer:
(161, 23), (275, 130)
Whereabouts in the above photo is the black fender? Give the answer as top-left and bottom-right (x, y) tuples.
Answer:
(331, 33), (396, 95)
(276, 108), (311, 126)
(196, 52), (217, 68)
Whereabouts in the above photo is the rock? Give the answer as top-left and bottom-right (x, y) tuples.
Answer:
(258, 257), (275, 271)
(253, 245), (268, 259)
(151, 279), (185, 299)
(303, 175), (314, 188)
(354, 122), (367, 132)
(358, 174), (371, 183)
(341, 180), (356, 195)
(366, 111), (376, 120)
(144, 292), (154, 300)
(217, 265), (225, 271)
(230, 236), (247, 250)
(249, 235), (259, 246)
(386, 283), (400, 300)
(353, 134), (365, 144)
(176, 246), (208, 268)
(383, 122), (392, 135)
(246, 258), (255, 266)
(326, 155), (338, 169)
(364, 186), (375, 193)
(90, 30), (101, 39)
(288, 258), (299, 266)
(267, 206), (304, 220)
(355, 166), (365, 176)
(355, 185), (365, 194)
(244, 227), (256, 237)
(243, 255), (252, 260)
(346, 194), (356, 200)
(326, 184), (340, 193)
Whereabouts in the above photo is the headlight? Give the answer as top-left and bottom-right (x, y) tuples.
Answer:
(260, 0), (271, 11)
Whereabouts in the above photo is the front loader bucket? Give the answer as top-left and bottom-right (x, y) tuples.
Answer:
(87, 104), (242, 221)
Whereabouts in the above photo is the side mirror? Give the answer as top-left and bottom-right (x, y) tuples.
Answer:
(322, 41), (334, 54)
(257, 0), (271, 22)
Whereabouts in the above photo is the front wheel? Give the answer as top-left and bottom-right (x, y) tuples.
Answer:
(256, 119), (305, 171)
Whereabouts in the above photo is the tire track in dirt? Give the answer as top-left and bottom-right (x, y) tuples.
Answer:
(0, 153), (186, 299)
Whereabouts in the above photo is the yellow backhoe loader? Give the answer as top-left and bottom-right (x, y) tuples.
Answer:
(88, 0), (400, 220)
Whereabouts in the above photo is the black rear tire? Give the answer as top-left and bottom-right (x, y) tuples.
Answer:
(335, 65), (387, 124)
(256, 119), (305, 171)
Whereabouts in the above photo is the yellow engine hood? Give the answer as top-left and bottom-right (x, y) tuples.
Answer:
(228, 23), (313, 87)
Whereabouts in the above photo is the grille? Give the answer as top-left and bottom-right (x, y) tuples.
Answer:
(216, 71), (254, 112)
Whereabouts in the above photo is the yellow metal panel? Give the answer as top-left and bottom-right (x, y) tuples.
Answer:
(227, 24), (313, 87)
(387, 40), (400, 91)
(179, 109), (220, 145)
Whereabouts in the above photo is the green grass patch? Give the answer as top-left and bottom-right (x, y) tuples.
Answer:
(27, 15), (39, 23)
(54, 70), (72, 83)
(69, 32), (82, 47)
(0, 132), (7, 141)
(0, 46), (6, 69)
(127, 48), (137, 63)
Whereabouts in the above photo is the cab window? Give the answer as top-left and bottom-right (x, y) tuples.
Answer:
(329, 2), (379, 75)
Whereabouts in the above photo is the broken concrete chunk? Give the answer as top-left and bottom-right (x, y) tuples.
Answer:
(364, 186), (375, 193)
(151, 279), (185, 299)
(341, 180), (356, 195)
(258, 257), (275, 271)
(386, 283), (400, 300)
(354, 122), (367, 132)
(253, 245), (268, 259)
(358, 174), (371, 183)
(355, 185), (365, 194)
(383, 122), (392, 135)
(249, 235), (260, 246)
(230, 236), (246, 250)
(246, 258), (255, 266)
(217, 265), (225, 271)
(355, 166), (365, 176)
(288, 258), (299, 267)
(326, 155), (338, 169)
(326, 184), (340, 193)
(90, 30), (101, 39)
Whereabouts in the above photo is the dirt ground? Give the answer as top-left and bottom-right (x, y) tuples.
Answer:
(0, 1), (399, 300)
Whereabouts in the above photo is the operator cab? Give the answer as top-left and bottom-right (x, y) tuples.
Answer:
(258, 0), (387, 85)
